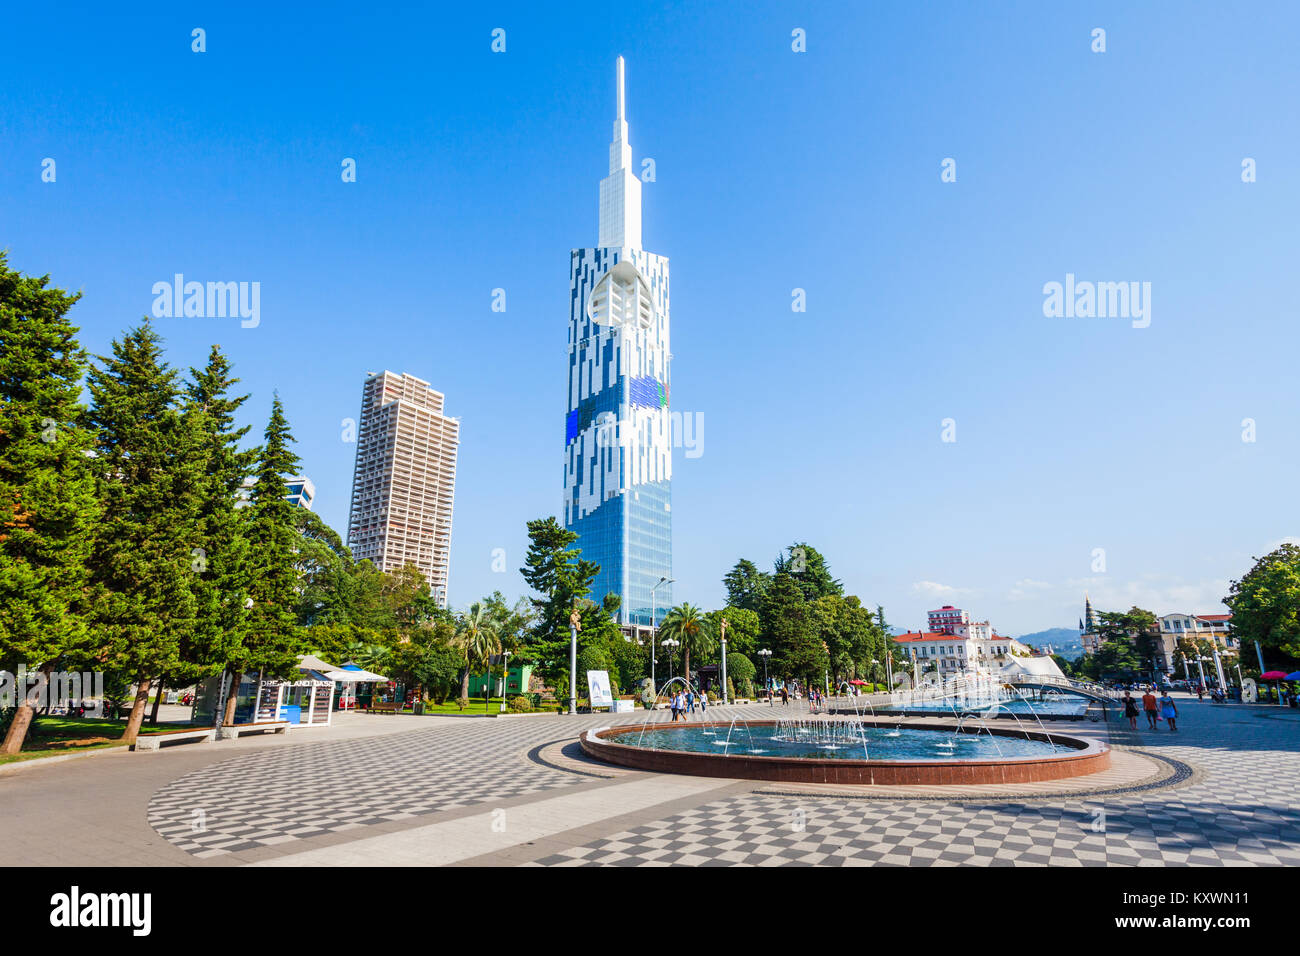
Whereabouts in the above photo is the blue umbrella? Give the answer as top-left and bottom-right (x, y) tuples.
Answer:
(1285, 671), (1300, 681)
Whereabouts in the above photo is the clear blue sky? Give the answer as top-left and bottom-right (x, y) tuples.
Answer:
(4, 1), (1298, 636)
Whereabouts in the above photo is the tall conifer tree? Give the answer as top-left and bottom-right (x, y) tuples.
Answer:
(0, 256), (99, 754)
(519, 516), (600, 683)
(179, 346), (254, 723)
(86, 321), (205, 744)
(225, 396), (302, 722)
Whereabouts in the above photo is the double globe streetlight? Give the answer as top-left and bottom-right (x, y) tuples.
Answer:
(757, 648), (772, 707)
(661, 638), (680, 684)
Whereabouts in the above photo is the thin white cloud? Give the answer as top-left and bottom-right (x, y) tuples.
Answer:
(911, 581), (975, 598)
(1007, 579), (1052, 601)
(1062, 576), (1231, 616)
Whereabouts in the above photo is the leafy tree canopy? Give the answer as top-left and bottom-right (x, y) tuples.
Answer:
(1226, 544), (1300, 659)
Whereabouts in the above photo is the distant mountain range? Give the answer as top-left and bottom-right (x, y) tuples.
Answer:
(1013, 628), (1084, 659)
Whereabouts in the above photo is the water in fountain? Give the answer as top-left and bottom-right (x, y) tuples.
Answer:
(886, 670), (1076, 754)
(827, 680), (882, 757)
(882, 672), (1009, 756)
(634, 676), (767, 755)
(770, 716), (873, 755)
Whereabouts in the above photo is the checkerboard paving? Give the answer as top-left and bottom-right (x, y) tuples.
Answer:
(527, 786), (1300, 867)
(148, 702), (1300, 865)
(148, 718), (592, 857)
(524, 707), (1300, 867)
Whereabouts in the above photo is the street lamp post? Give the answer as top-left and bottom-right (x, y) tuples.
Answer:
(649, 576), (674, 706)
(498, 651), (511, 713)
(1195, 655), (1207, 692)
(758, 649), (772, 707)
(568, 606), (581, 716)
(720, 618), (729, 706)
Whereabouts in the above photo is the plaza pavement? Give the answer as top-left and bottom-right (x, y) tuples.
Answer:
(2, 696), (1298, 866)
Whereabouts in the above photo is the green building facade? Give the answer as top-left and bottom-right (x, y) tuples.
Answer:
(468, 662), (534, 698)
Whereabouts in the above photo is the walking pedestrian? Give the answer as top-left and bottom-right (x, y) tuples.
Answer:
(670, 692), (680, 722)
(686, 689), (695, 714)
(780, 686), (789, 706)
(1141, 687), (1159, 730)
(1122, 692), (1139, 730)
(1159, 691), (1178, 731)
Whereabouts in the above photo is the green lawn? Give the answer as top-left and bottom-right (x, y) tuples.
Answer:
(364, 698), (559, 716)
(0, 715), (194, 765)
(423, 697), (507, 716)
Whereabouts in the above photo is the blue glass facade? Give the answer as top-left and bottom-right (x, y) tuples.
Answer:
(625, 479), (671, 625)
(563, 247), (672, 627)
(563, 62), (671, 629)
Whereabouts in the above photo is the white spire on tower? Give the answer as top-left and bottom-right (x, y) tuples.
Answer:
(616, 55), (625, 121)
(598, 55), (642, 250)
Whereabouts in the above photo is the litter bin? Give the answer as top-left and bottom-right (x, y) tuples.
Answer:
(278, 704), (302, 725)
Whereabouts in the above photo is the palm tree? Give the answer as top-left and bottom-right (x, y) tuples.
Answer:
(453, 601), (501, 700)
(659, 603), (715, 690)
(344, 641), (391, 674)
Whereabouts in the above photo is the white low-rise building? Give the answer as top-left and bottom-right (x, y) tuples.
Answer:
(1158, 612), (1236, 672)
(896, 631), (1029, 677)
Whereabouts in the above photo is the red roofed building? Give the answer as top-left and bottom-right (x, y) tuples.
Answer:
(894, 630), (1024, 677)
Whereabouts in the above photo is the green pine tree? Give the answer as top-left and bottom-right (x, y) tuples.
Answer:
(226, 396), (303, 722)
(87, 321), (205, 744)
(762, 571), (827, 683)
(178, 346), (255, 721)
(519, 517), (600, 684)
(774, 542), (843, 601)
(0, 255), (100, 754)
(722, 559), (771, 613)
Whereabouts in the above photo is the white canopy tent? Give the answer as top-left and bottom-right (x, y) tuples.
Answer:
(320, 668), (389, 683)
(997, 655), (1066, 681)
(319, 664), (392, 711)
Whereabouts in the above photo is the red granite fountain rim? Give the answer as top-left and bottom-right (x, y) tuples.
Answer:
(584, 718), (1108, 767)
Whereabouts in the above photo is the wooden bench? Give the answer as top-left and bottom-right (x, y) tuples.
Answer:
(132, 728), (217, 752)
(219, 721), (290, 740)
(368, 701), (402, 714)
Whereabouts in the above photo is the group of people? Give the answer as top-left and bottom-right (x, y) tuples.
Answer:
(1193, 683), (1229, 703)
(1121, 686), (1179, 732)
(667, 689), (706, 721)
(771, 685), (829, 710)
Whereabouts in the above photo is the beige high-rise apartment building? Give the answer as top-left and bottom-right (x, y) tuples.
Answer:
(347, 371), (459, 606)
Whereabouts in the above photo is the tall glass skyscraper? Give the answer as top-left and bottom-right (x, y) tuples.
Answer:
(563, 57), (671, 634)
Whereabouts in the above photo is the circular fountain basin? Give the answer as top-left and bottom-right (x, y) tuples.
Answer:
(579, 719), (1109, 786)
